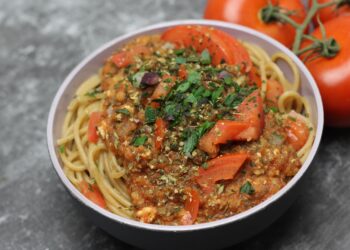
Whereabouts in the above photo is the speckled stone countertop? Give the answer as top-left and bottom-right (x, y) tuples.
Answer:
(1, 0), (350, 249)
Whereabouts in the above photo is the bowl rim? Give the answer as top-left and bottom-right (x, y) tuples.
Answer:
(47, 19), (324, 232)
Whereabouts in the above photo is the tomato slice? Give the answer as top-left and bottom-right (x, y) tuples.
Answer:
(88, 112), (102, 143)
(198, 120), (249, 157)
(111, 46), (150, 68)
(154, 118), (167, 152)
(197, 153), (249, 193)
(161, 25), (252, 69)
(284, 111), (309, 151)
(235, 90), (264, 140)
(79, 180), (107, 208)
(183, 189), (200, 224)
(266, 79), (284, 107)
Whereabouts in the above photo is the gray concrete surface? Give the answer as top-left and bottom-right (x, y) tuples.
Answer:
(0, 0), (350, 249)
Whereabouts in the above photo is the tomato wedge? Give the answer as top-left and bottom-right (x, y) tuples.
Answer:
(79, 180), (107, 208)
(198, 120), (249, 157)
(266, 79), (284, 107)
(154, 118), (167, 152)
(235, 90), (264, 140)
(183, 189), (200, 224)
(112, 46), (150, 68)
(88, 112), (102, 143)
(197, 153), (249, 193)
(161, 25), (252, 70)
(284, 111), (309, 151)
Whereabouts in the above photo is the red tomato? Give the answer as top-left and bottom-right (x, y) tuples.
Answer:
(79, 181), (106, 208)
(154, 118), (167, 152)
(88, 112), (102, 143)
(196, 153), (249, 193)
(204, 0), (306, 48)
(285, 111), (310, 151)
(236, 90), (264, 140)
(183, 189), (200, 224)
(249, 66), (262, 87)
(161, 25), (252, 70)
(198, 121), (248, 157)
(309, 0), (350, 26)
(111, 46), (150, 68)
(300, 16), (350, 127)
(178, 64), (188, 80)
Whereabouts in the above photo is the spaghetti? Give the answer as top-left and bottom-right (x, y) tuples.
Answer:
(57, 27), (315, 225)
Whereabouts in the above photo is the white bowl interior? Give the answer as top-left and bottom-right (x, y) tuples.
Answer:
(47, 20), (323, 232)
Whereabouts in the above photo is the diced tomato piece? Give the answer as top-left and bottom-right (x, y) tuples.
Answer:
(210, 28), (252, 71)
(284, 111), (310, 151)
(150, 101), (160, 109)
(111, 51), (132, 68)
(111, 46), (150, 68)
(197, 153), (249, 193)
(79, 180), (106, 208)
(178, 64), (188, 80)
(88, 112), (102, 143)
(248, 66), (262, 87)
(235, 90), (264, 141)
(198, 120), (249, 157)
(154, 118), (167, 152)
(161, 25), (252, 68)
(183, 189), (200, 224)
(266, 79), (284, 107)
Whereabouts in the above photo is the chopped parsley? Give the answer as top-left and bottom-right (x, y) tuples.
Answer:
(59, 145), (65, 154)
(176, 81), (191, 93)
(116, 108), (130, 116)
(240, 181), (255, 195)
(145, 106), (157, 124)
(174, 48), (185, 55)
(211, 86), (224, 103)
(183, 121), (215, 155)
(187, 70), (201, 83)
(200, 49), (211, 65)
(131, 135), (148, 147)
(85, 88), (102, 98)
(175, 57), (187, 64)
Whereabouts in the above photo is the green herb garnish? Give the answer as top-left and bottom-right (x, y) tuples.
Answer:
(183, 121), (215, 155)
(132, 135), (148, 147)
(116, 108), (130, 116)
(200, 49), (211, 65)
(174, 48), (185, 55)
(175, 57), (187, 64)
(131, 71), (145, 88)
(211, 86), (224, 103)
(188, 70), (201, 84)
(85, 89), (102, 97)
(59, 145), (65, 154)
(240, 181), (255, 195)
(145, 106), (157, 124)
(176, 81), (191, 93)
(183, 132), (199, 156)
